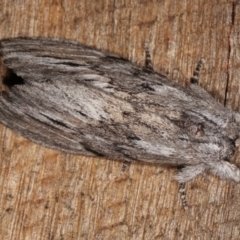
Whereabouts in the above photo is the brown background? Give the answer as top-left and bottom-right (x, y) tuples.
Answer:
(1, 0), (240, 239)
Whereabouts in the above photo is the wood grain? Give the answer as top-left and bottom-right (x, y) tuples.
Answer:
(0, 0), (240, 239)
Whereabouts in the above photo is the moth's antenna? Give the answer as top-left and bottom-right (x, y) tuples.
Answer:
(179, 183), (188, 210)
(190, 59), (205, 84)
(144, 44), (153, 70)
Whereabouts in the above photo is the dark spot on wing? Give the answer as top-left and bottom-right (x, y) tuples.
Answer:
(56, 62), (83, 67)
(127, 134), (141, 141)
(83, 144), (105, 157)
(41, 114), (70, 129)
(141, 83), (155, 91)
(2, 69), (25, 87)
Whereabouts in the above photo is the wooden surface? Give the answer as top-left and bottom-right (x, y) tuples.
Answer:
(0, 0), (240, 239)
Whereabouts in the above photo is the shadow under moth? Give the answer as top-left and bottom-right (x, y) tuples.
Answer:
(1, 37), (240, 209)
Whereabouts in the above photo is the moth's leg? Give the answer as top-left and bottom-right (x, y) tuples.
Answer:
(175, 163), (206, 183)
(190, 59), (205, 84)
(179, 183), (188, 210)
(209, 161), (240, 182)
(144, 45), (153, 70)
(121, 160), (131, 172)
(175, 164), (206, 209)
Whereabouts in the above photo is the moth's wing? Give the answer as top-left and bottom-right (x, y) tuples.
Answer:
(0, 38), (120, 156)
(0, 38), (236, 164)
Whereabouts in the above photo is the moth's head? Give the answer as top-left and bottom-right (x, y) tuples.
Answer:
(232, 112), (240, 133)
(234, 112), (240, 124)
(227, 112), (240, 145)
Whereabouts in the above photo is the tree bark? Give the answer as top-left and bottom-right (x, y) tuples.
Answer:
(0, 0), (240, 239)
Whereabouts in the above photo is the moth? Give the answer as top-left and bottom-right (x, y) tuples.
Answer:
(1, 37), (240, 208)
